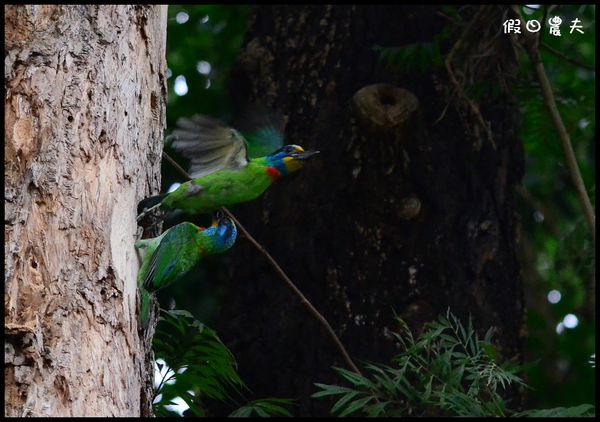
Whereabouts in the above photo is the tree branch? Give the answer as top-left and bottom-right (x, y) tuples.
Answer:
(443, 5), (497, 150)
(161, 151), (364, 376)
(540, 42), (595, 71)
(511, 6), (595, 241)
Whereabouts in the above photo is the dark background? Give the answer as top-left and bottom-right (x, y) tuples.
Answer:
(155, 4), (595, 415)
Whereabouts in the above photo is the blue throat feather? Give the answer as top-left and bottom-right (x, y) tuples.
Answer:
(265, 152), (290, 176)
(203, 220), (238, 252)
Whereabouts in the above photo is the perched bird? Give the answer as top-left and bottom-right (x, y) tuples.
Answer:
(135, 212), (237, 328)
(137, 114), (319, 221)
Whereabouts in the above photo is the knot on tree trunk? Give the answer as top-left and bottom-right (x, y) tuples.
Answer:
(352, 83), (419, 138)
(397, 195), (422, 220)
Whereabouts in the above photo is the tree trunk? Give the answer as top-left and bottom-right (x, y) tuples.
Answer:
(219, 5), (525, 415)
(4, 5), (167, 416)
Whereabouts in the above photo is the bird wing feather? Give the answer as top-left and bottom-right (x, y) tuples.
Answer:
(142, 223), (199, 291)
(234, 106), (285, 158)
(170, 115), (249, 178)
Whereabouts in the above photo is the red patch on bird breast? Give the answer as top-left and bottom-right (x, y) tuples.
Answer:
(265, 166), (281, 182)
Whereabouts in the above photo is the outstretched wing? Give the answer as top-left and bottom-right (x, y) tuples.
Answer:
(170, 115), (249, 178)
(141, 223), (200, 291)
(235, 106), (285, 158)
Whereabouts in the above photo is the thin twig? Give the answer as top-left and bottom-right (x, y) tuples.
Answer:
(162, 151), (190, 180)
(444, 5), (497, 150)
(160, 151), (364, 376)
(511, 6), (595, 241)
(220, 206), (363, 376)
(541, 42), (595, 71)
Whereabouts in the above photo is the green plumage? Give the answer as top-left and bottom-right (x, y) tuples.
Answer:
(136, 217), (237, 328)
(137, 113), (318, 221)
(161, 158), (274, 215)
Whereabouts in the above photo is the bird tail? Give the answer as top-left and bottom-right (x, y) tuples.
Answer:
(139, 288), (154, 330)
(137, 193), (167, 222)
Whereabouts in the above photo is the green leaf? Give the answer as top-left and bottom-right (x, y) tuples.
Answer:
(423, 375), (434, 401)
(364, 400), (390, 417)
(230, 398), (294, 417)
(312, 383), (357, 398)
(339, 395), (373, 417)
(439, 333), (458, 344)
(515, 404), (595, 417)
(333, 367), (375, 389)
(331, 391), (362, 415)
(152, 309), (245, 416)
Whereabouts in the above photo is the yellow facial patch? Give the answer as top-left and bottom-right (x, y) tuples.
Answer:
(283, 156), (304, 173)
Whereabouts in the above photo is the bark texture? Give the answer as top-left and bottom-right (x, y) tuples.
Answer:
(4, 5), (167, 416)
(218, 5), (525, 415)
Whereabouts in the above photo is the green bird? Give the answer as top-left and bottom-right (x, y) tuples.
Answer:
(135, 213), (237, 328)
(137, 114), (319, 221)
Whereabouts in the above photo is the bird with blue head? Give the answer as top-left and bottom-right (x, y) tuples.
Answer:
(135, 212), (237, 328)
(137, 113), (319, 220)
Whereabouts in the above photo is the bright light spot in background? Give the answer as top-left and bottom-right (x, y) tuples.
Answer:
(589, 354), (596, 368)
(196, 60), (212, 75)
(174, 75), (188, 96)
(555, 322), (564, 335)
(168, 183), (181, 193)
(578, 118), (590, 129)
(166, 68), (172, 79)
(154, 360), (190, 415)
(563, 313), (579, 329)
(547, 289), (561, 304)
(533, 210), (544, 223)
(176, 11), (189, 24)
(164, 395), (190, 416)
(205, 78), (211, 89)
(154, 359), (176, 389)
(201, 15), (209, 23)
(523, 4), (541, 15)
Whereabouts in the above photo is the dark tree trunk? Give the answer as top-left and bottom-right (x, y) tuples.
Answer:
(218, 5), (525, 415)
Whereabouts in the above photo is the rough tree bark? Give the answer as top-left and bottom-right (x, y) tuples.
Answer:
(218, 5), (525, 415)
(4, 5), (166, 416)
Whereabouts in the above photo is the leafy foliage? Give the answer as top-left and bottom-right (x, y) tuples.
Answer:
(153, 309), (246, 416)
(158, 3), (251, 336)
(152, 309), (295, 417)
(313, 311), (523, 417)
(229, 398), (295, 417)
(166, 5), (250, 124)
(161, 4), (595, 414)
(515, 404), (595, 417)
(512, 4), (596, 409)
(313, 311), (594, 417)
(373, 4), (596, 410)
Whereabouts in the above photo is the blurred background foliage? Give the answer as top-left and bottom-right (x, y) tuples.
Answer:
(513, 3), (595, 410)
(155, 5), (250, 331)
(154, 4), (595, 415)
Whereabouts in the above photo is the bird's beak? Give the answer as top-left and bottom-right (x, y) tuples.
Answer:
(211, 211), (223, 227)
(293, 150), (320, 160)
